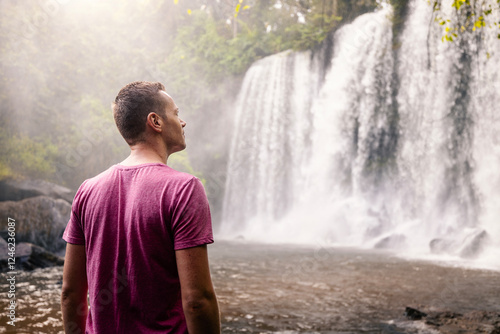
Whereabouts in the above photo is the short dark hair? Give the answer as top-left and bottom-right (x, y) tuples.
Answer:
(112, 81), (167, 145)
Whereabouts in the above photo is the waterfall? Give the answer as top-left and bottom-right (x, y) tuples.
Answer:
(221, 1), (500, 268)
(222, 50), (323, 235)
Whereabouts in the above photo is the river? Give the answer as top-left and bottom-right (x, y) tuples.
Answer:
(1, 241), (499, 333)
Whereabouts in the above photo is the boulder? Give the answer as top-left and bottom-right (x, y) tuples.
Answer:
(405, 307), (427, 320)
(430, 229), (490, 259)
(0, 177), (75, 203)
(0, 238), (32, 258)
(374, 234), (407, 249)
(459, 230), (490, 259)
(429, 238), (454, 254)
(0, 237), (7, 256)
(0, 196), (71, 252)
(0, 242), (64, 272)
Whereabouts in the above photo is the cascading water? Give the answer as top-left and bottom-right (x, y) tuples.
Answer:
(222, 50), (324, 235)
(221, 0), (500, 268)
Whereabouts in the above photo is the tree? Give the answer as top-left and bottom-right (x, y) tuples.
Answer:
(430, 0), (500, 42)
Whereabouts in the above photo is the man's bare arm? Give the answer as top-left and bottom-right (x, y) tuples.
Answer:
(176, 245), (220, 334)
(61, 243), (88, 334)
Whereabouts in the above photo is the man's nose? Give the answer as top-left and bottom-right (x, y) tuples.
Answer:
(181, 119), (186, 127)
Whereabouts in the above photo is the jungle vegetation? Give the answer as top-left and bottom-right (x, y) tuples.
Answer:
(1, 0), (498, 217)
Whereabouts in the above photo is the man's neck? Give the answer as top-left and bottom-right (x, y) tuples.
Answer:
(119, 143), (169, 166)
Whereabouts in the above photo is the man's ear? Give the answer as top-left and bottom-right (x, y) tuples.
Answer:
(147, 112), (163, 133)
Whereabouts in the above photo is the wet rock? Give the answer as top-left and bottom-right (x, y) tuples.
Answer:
(429, 238), (454, 254)
(424, 310), (500, 334)
(405, 307), (427, 320)
(429, 229), (490, 259)
(0, 177), (74, 203)
(459, 230), (490, 259)
(0, 242), (64, 272)
(0, 240), (32, 257)
(0, 196), (71, 252)
(0, 237), (7, 254)
(374, 234), (406, 249)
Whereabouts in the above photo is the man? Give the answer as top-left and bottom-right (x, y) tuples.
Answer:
(61, 81), (220, 333)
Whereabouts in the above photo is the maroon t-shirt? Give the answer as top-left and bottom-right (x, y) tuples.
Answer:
(63, 163), (214, 333)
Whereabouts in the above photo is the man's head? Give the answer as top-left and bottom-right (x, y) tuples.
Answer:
(113, 81), (186, 153)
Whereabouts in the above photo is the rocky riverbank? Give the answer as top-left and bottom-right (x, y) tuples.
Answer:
(1, 241), (499, 333)
(422, 310), (500, 333)
(0, 177), (73, 272)
(209, 242), (500, 333)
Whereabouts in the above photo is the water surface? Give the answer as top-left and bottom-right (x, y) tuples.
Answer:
(1, 241), (499, 333)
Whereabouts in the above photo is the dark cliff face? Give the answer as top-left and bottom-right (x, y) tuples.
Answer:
(390, 0), (411, 41)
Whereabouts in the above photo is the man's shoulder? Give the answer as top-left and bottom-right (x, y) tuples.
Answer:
(77, 164), (118, 189)
(140, 164), (200, 188)
(159, 166), (199, 184)
(79, 163), (201, 193)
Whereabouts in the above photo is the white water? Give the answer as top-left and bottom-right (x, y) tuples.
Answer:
(221, 1), (500, 269)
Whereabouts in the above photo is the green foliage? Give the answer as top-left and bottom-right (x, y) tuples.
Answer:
(168, 150), (203, 179)
(430, 0), (500, 42)
(164, 0), (378, 86)
(166, 11), (260, 81)
(0, 130), (58, 180)
(0, 0), (377, 189)
(285, 13), (342, 50)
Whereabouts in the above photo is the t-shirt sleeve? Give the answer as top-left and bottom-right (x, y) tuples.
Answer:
(171, 177), (214, 250)
(62, 184), (86, 245)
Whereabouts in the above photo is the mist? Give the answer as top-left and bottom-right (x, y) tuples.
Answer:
(0, 0), (244, 225)
(1, 0), (382, 227)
